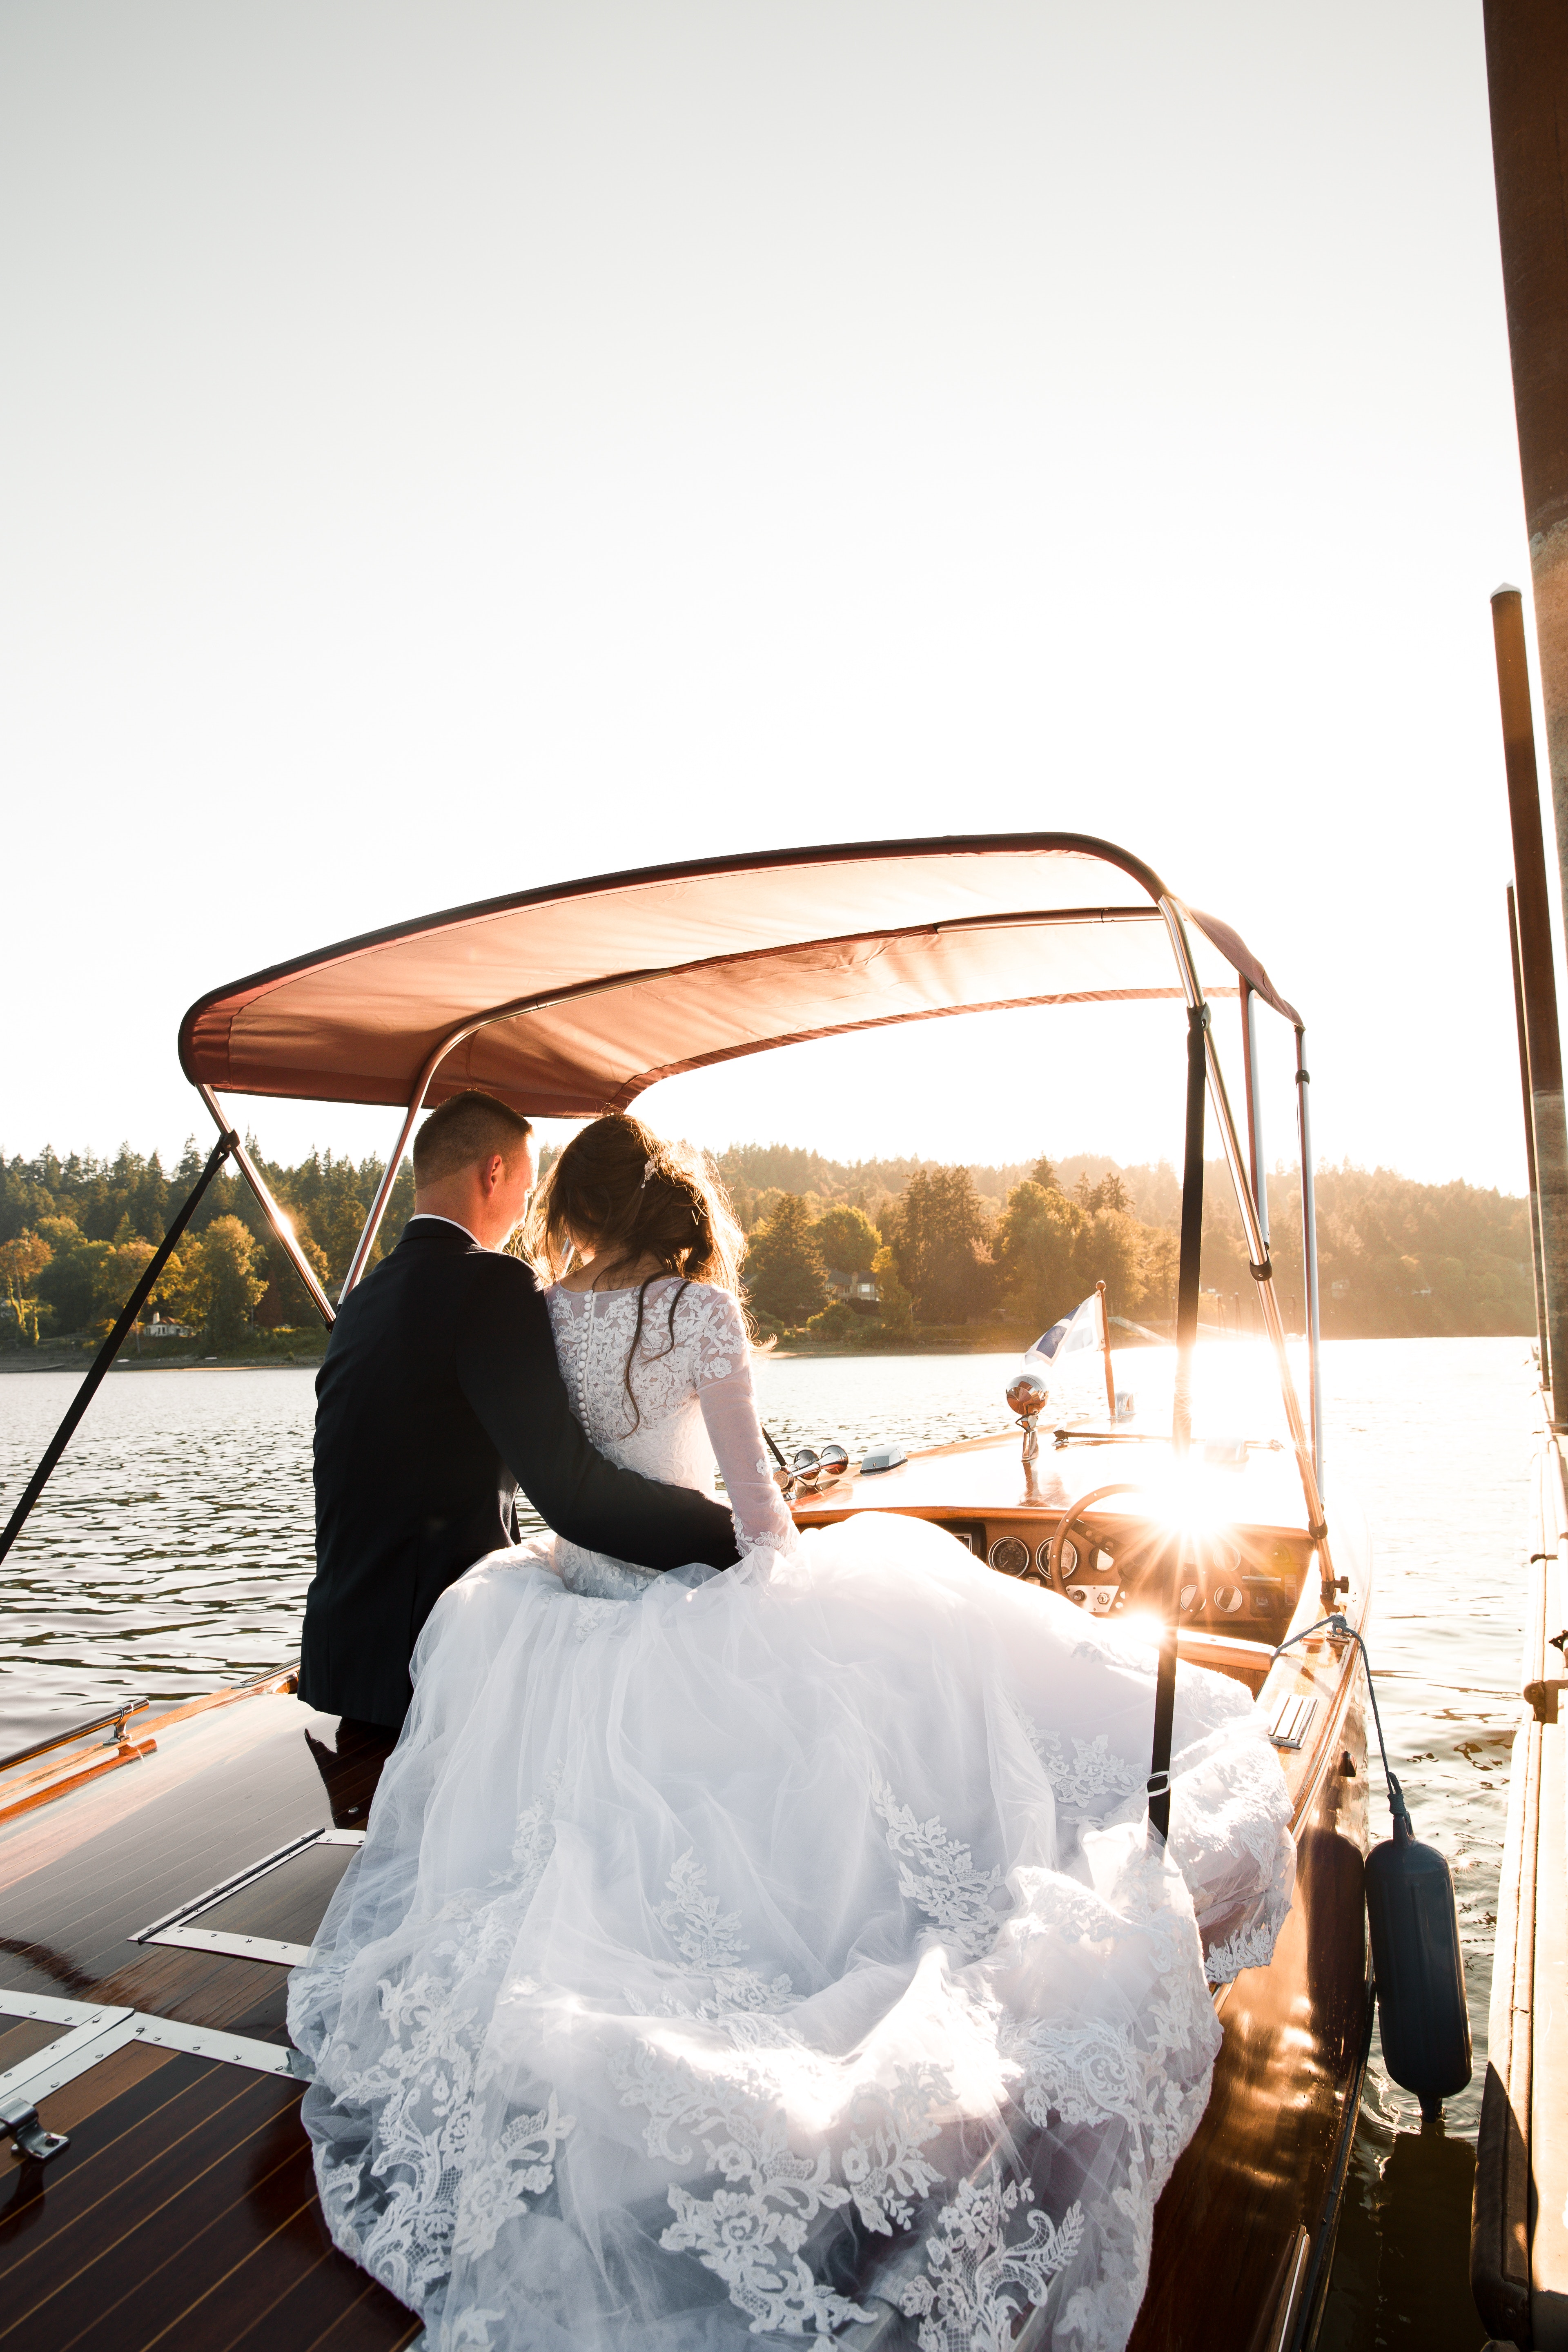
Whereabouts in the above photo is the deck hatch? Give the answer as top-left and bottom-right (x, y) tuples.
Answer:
(130, 1824), (365, 1967)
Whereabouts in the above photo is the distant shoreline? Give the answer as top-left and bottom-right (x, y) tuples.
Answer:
(0, 1325), (1530, 1377)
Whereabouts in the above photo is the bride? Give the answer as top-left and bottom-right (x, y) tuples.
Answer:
(289, 1115), (1294, 2352)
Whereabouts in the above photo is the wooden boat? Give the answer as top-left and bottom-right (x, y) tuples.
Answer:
(1469, 1414), (1568, 2350)
(0, 835), (1375, 2351)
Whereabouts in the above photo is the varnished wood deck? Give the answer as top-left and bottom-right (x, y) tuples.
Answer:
(0, 1696), (411, 2350)
(1, 1431), (1374, 2351)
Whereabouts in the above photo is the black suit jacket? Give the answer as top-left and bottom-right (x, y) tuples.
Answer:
(300, 1218), (739, 1727)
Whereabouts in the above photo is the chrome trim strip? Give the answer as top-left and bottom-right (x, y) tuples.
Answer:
(0, 2005), (135, 2107)
(146, 1925), (311, 1967)
(0, 1991), (296, 2091)
(0, 1991), (124, 2028)
(127, 2015), (294, 2074)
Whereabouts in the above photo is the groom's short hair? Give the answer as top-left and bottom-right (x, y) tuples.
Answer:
(413, 1092), (534, 1186)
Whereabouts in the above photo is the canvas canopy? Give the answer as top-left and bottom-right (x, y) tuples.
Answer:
(180, 833), (1301, 1117)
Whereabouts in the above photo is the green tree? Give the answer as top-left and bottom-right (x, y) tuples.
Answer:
(309, 1162), (370, 1287)
(746, 1195), (828, 1327)
(34, 1217), (108, 1334)
(995, 1178), (1085, 1331)
(812, 1204), (880, 1278)
(185, 1216), (267, 1349)
(870, 1243), (912, 1334)
(893, 1166), (996, 1323)
(0, 1231), (51, 1345)
(1072, 1205), (1146, 1321)
(90, 1237), (160, 1332)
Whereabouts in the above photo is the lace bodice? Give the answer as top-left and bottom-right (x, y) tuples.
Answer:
(543, 1277), (794, 1597)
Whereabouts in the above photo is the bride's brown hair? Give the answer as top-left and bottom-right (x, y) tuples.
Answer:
(523, 1114), (748, 1427)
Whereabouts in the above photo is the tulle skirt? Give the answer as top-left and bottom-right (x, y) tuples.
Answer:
(288, 1515), (1294, 2352)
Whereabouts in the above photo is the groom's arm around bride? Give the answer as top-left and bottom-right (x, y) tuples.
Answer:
(301, 1091), (740, 1731)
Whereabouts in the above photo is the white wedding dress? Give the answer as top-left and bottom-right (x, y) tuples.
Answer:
(289, 1277), (1294, 2352)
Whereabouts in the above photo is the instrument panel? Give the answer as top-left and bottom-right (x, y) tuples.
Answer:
(927, 1513), (1309, 1635)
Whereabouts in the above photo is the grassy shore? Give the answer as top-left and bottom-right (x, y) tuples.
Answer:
(0, 1332), (329, 1373)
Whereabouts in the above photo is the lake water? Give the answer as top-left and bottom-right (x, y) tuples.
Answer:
(0, 1334), (1537, 2349)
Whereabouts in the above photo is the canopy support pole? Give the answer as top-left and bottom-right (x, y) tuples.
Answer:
(1158, 899), (1332, 1601)
(1240, 982), (1270, 1259)
(1294, 1029), (1323, 1487)
(1509, 884), (1552, 1383)
(339, 1089), (433, 1302)
(194, 1084), (336, 1328)
(338, 1016), (512, 1301)
(1148, 1003), (1208, 1843)
(0, 1130), (238, 1567)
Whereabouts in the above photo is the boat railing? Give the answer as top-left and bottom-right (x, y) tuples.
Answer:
(0, 1695), (149, 1777)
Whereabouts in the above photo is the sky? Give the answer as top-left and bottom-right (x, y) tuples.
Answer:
(0, 0), (1555, 1197)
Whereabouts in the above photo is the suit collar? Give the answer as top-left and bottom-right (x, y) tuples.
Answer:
(399, 1217), (481, 1253)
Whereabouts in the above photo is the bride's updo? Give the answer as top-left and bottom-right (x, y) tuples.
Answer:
(524, 1116), (748, 1428)
(524, 1112), (745, 1302)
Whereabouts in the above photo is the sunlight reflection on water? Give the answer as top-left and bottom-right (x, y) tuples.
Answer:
(0, 1334), (1537, 2347)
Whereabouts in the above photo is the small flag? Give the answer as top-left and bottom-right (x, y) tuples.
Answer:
(1024, 1292), (1112, 1421)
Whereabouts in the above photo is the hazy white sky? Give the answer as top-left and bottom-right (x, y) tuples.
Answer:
(0, 0), (1552, 1194)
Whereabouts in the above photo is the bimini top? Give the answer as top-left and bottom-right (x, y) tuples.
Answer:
(179, 833), (1301, 1117)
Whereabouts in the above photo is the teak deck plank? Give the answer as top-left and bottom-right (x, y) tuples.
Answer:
(0, 2057), (281, 2328)
(306, 2289), (424, 2352)
(57, 2136), (323, 2351)
(138, 2168), (415, 2352)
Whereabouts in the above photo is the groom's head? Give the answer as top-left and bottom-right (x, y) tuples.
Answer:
(412, 1092), (535, 1249)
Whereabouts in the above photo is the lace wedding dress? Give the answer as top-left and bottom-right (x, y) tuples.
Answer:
(289, 1277), (1295, 2352)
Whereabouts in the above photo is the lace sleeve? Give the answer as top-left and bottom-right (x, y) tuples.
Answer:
(688, 1290), (797, 1558)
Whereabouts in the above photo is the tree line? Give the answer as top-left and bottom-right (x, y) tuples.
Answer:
(0, 1135), (1535, 1353)
(0, 1141), (414, 1351)
(717, 1144), (1536, 1345)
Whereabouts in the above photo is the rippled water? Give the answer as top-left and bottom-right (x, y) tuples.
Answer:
(0, 1336), (1537, 2347)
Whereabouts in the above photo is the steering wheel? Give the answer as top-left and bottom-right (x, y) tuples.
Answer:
(1042, 1484), (1196, 1612)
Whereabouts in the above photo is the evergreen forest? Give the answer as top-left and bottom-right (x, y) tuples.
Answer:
(0, 1133), (1536, 1356)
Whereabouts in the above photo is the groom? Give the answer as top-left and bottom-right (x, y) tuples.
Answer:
(300, 1089), (739, 1731)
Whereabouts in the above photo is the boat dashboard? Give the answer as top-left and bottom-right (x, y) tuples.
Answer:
(787, 1426), (1321, 1645)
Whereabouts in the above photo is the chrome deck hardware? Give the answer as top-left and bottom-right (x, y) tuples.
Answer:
(1006, 1371), (1048, 1470)
(1270, 1694), (1319, 1751)
(0, 2096), (69, 2163)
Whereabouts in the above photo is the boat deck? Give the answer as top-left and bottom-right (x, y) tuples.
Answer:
(0, 1686), (414, 2351)
(1, 1431), (1371, 2351)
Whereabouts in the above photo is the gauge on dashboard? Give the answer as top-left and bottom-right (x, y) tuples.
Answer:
(1053, 1537), (1080, 1578)
(988, 1536), (1031, 1577)
(1210, 1584), (1246, 1614)
(1178, 1581), (1205, 1615)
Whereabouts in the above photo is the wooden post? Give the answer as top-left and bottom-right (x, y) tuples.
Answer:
(1492, 588), (1568, 1419)
(1486, 1), (1568, 927)
(1508, 884), (1551, 1386)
